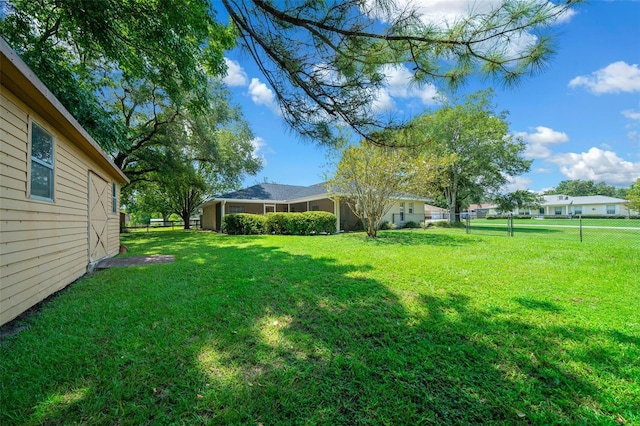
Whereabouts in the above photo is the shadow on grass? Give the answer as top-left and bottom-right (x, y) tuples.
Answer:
(367, 229), (479, 246)
(1, 232), (637, 424)
(514, 297), (564, 313)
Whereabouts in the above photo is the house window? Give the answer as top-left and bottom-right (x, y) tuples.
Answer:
(606, 205), (615, 215)
(573, 206), (582, 215)
(112, 183), (117, 213)
(408, 202), (414, 214)
(554, 207), (562, 215)
(30, 122), (54, 201)
(399, 202), (405, 221)
(229, 206), (245, 213)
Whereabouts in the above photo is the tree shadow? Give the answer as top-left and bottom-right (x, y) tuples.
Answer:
(1, 234), (637, 424)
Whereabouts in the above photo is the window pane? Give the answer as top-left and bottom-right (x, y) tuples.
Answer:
(31, 161), (53, 199)
(32, 123), (53, 165)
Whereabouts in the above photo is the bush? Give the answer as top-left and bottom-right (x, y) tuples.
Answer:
(263, 212), (338, 235)
(379, 221), (396, 230)
(404, 221), (420, 229)
(264, 213), (289, 234)
(433, 220), (452, 228)
(223, 214), (266, 235)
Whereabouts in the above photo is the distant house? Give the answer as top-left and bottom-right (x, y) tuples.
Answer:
(424, 204), (448, 220)
(200, 183), (428, 232)
(480, 194), (637, 217)
(532, 194), (636, 217)
(0, 38), (129, 326)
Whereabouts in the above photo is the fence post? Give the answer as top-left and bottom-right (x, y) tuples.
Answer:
(579, 215), (583, 242)
(466, 212), (470, 234)
(508, 214), (514, 237)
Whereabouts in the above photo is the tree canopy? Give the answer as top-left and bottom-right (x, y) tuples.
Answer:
(328, 141), (416, 237)
(2, 0), (582, 148)
(222, 0), (582, 145)
(626, 178), (640, 213)
(543, 179), (628, 199)
(410, 90), (531, 223)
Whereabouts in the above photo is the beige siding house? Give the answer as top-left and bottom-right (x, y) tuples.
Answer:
(201, 183), (427, 232)
(0, 39), (129, 326)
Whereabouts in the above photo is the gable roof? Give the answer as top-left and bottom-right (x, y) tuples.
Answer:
(217, 183), (322, 201)
(202, 182), (429, 207)
(0, 37), (128, 184)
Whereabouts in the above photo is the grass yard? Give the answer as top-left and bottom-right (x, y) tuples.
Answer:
(1, 228), (639, 424)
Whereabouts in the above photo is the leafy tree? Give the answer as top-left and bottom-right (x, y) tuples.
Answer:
(0, 0), (235, 108)
(222, 0), (582, 144)
(493, 190), (544, 214)
(3, 0), (581, 148)
(328, 142), (415, 237)
(544, 179), (628, 198)
(412, 90), (530, 223)
(626, 178), (640, 213)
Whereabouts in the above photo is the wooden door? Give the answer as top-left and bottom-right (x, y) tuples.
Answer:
(89, 172), (110, 262)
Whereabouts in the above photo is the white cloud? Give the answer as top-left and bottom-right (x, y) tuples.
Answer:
(623, 109), (640, 121)
(515, 126), (569, 159)
(223, 58), (248, 87)
(503, 176), (533, 192)
(550, 147), (640, 185)
(371, 88), (396, 113)
(248, 78), (280, 114)
(383, 65), (439, 104)
(250, 136), (269, 164)
(364, 0), (574, 59)
(569, 61), (640, 94)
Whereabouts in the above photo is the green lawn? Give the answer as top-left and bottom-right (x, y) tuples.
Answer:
(1, 229), (639, 425)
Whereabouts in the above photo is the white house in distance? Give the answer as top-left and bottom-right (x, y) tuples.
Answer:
(476, 194), (637, 217)
(201, 183), (428, 232)
(0, 38), (129, 326)
(533, 194), (636, 217)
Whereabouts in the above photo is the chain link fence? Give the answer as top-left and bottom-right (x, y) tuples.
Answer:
(459, 213), (640, 245)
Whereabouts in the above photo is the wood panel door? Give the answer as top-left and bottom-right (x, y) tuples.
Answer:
(89, 172), (109, 262)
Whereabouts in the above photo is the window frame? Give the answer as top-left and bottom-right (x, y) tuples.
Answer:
(29, 120), (55, 202)
(112, 182), (118, 214)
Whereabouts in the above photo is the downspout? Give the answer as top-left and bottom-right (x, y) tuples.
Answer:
(334, 196), (341, 233)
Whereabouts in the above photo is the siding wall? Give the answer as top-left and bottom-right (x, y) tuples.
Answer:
(1, 89), (120, 326)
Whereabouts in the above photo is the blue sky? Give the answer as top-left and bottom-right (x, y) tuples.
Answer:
(216, 1), (640, 193)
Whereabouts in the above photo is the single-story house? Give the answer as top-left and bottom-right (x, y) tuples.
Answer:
(0, 38), (129, 326)
(201, 183), (428, 232)
(532, 194), (637, 217)
(478, 194), (637, 217)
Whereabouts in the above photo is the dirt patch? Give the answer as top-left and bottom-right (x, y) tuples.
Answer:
(95, 255), (174, 269)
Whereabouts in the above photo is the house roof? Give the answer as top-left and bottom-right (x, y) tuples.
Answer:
(202, 182), (429, 207)
(0, 38), (128, 184)
(216, 183), (324, 201)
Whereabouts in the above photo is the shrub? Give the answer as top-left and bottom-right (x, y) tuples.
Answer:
(404, 221), (420, 229)
(264, 213), (289, 234)
(433, 220), (452, 228)
(264, 211), (337, 235)
(379, 221), (395, 230)
(223, 214), (266, 235)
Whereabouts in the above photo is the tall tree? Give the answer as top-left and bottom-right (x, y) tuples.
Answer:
(626, 178), (640, 214)
(328, 141), (415, 237)
(412, 90), (530, 223)
(222, 0), (582, 145)
(3, 0), (582, 148)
